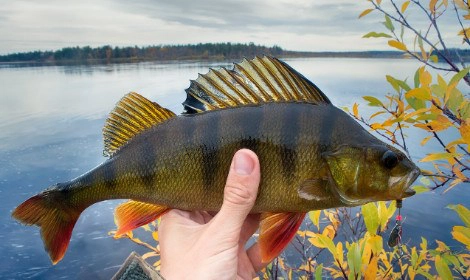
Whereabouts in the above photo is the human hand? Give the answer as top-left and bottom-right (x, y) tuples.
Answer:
(159, 149), (265, 280)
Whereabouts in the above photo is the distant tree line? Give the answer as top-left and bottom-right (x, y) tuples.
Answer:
(0, 43), (285, 63)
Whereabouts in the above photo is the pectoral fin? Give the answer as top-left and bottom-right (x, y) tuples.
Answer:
(298, 178), (332, 201)
(259, 212), (306, 263)
(114, 200), (169, 237)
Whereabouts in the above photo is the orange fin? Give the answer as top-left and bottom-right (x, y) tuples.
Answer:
(114, 200), (169, 236)
(12, 191), (83, 264)
(259, 212), (306, 263)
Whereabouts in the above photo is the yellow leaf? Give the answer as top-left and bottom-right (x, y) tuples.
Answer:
(429, 0), (438, 13)
(336, 242), (344, 265)
(362, 203), (379, 234)
(420, 152), (461, 162)
(455, 0), (469, 10)
(435, 240), (449, 252)
(353, 103), (359, 118)
(308, 210), (321, 230)
(359, 9), (374, 18)
(323, 224), (336, 240)
(388, 40), (407, 51)
(460, 120), (470, 146)
(419, 69), (432, 87)
(406, 88), (431, 100)
(309, 234), (336, 256)
(420, 135), (433, 146)
(367, 235), (383, 254)
(152, 231), (159, 241)
(458, 27), (470, 38)
(364, 256), (378, 279)
(401, 1), (410, 13)
(142, 251), (158, 260)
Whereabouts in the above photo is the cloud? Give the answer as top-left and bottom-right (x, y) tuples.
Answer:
(0, 0), (464, 54)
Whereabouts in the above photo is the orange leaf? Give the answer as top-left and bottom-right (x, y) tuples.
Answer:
(359, 9), (374, 18)
(401, 1), (410, 13)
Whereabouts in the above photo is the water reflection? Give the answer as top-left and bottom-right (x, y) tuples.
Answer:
(0, 58), (467, 279)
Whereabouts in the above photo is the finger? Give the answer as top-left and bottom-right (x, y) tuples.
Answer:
(211, 149), (260, 233)
(246, 242), (268, 272)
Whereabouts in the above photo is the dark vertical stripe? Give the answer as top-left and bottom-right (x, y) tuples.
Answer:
(200, 112), (221, 190)
(238, 106), (263, 153)
(280, 104), (299, 180)
(138, 130), (160, 189)
(319, 105), (338, 151)
(103, 158), (117, 189)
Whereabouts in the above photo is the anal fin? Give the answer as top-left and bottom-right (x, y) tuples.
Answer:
(114, 200), (169, 237)
(259, 212), (306, 263)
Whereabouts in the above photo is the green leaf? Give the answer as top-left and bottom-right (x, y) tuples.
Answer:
(435, 255), (453, 280)
(446, 88), (464, 113)
(447, 204), (470, 227)
(384, 15), (395, 32)
(315, 263), (323, 280)
(414, 68), (420, 88)
(412, 185), (430, 194)
(347, 242), (362, 278)
(308, 210), (321, 230)
(309, 234), (336, 256)
(363, 96), (384, 107)
(449, 67), (469, 88)
(362, 203), (379, 234)
(386, 75), (411, 92)
(362, 32), (392, 38)
(430, 84), (445, 98)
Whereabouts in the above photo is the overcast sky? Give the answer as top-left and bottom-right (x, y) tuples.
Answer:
(0, 0), (463, 55)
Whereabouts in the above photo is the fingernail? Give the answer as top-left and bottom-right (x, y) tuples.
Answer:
(234, 150), (255, 175)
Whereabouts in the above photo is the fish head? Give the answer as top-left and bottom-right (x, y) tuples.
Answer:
(324, 144), (420, 206)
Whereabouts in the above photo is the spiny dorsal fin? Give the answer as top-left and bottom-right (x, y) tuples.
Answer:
(103, 92), (176, 156)
(183, 56), (330, 113)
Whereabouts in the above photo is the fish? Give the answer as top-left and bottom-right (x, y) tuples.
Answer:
(12, 56), (420, 265)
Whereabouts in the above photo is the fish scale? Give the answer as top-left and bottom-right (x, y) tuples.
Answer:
(12, 56), (419, 265)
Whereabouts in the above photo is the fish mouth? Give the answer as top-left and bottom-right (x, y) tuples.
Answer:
(401, 168), (420, 198)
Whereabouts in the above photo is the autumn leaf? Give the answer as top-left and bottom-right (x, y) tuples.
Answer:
(353, 102), (359, 118)
(420, 152), (461, 162)
(451, 226), (470, 249)
(448, 204), (470, 227)
(362, 203), (379, 234)
(388, 40), (407, 51)
(359, 9), (374, 18)
(406, 88), (431, 100)
(401, 1), (410, 13)
(362, 32), (392, 38)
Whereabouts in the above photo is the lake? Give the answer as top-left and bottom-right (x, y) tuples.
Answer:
(1, 57), (468, 279)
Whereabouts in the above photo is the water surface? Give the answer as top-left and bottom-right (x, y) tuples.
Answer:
(1, 58), (468, 279)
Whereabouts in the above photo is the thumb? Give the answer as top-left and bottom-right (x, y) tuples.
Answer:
(211, 149), (260, 233)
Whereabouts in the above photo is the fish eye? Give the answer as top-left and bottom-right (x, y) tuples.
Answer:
(382, 150), (399, 169)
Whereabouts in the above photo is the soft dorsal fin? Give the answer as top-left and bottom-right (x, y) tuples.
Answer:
(103, 92), (176, 156)
(183, 56), (330, 113)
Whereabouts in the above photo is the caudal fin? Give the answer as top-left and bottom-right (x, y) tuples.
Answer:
(12, 190), (83, 264)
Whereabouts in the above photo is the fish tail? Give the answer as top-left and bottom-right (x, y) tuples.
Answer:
(12, 185), (84, 264)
